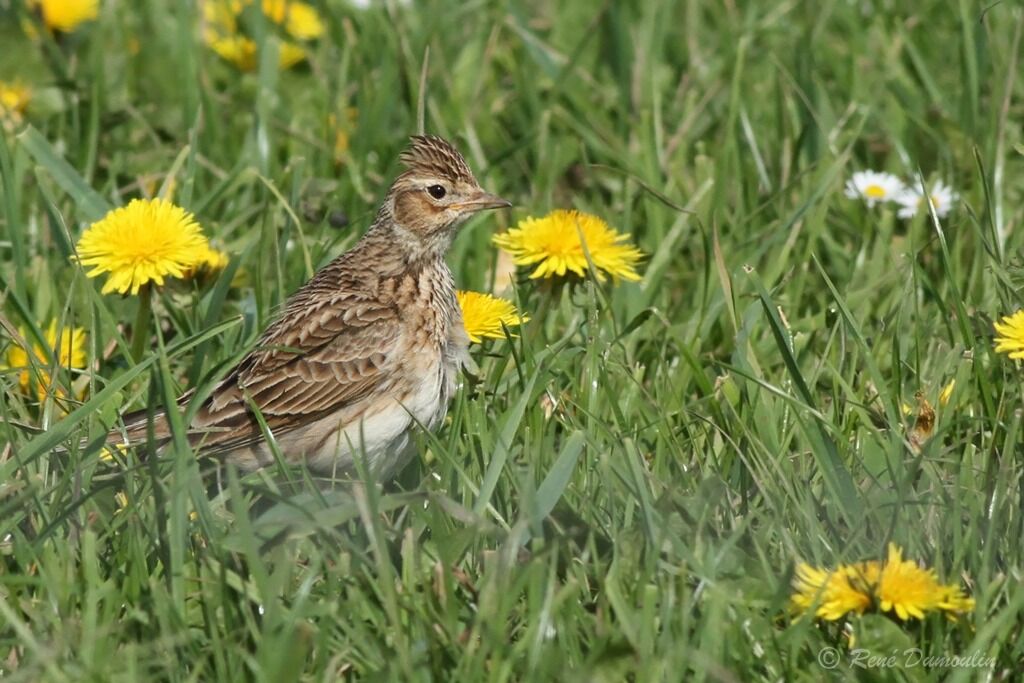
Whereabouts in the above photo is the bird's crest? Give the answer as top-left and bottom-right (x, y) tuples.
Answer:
(399, 135), (476, 183)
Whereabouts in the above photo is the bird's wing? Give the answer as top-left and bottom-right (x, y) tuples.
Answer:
(183, 294), (404, 454)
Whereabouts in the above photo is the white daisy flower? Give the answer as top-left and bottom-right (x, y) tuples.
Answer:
(844, 171), (906, 207)
(895, 180), (958, 219)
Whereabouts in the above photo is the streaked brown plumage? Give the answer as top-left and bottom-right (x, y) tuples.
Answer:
(110, 135), (509, 477)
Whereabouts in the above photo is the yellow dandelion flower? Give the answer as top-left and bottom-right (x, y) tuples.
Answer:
(935, 584), (975, 618)
(842, 560), (883, 599)
(186, 243), (231, 276)
(493, 209), (643, 281)
(791, 543), (975, 623)
(2, 320), (87, 401)
(456, 290), (529, 343)
(259, 0), (324, 39)
(203, 0), (319, 71)
(994, 311), (1024, 359)
(202, 0), (238, 32)
(208, 34), (305, 70)
(0, 81), (31, 122)
(791, 562), (873, 621)
(27, 0), (99, 33)
(198, 244), (230, 272)
(275, 41), (306, 68)
(877, 543), (950, 620)
(75, 198), (211, 295)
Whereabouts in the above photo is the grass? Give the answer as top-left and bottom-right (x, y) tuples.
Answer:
(1, 0), (1023, 680)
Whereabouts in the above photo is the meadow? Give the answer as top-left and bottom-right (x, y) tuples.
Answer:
(1, 0), (1023, 680)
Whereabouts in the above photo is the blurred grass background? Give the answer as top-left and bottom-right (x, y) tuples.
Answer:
(1, 0), (1024, 680)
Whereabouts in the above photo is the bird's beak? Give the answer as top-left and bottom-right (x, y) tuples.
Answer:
(458, 191), (512, 212)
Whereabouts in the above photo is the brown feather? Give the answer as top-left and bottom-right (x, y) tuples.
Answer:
(106, 134), (505, 474)
(398, 134), (475, 183)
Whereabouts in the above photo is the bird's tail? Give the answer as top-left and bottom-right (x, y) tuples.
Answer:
(101, 407), (174, 453)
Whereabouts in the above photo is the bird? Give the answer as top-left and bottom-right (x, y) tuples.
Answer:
(107, 134), (510, 479)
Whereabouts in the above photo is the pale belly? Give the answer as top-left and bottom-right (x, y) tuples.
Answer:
(303, 362), (451, 477)
(224, 300), (471, 478)
(232, 354), (459, 478)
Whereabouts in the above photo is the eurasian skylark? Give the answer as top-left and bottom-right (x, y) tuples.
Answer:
(110, 135), (509, 478)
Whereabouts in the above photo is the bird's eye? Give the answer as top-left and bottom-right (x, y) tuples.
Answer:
(426, 184), (447, 200)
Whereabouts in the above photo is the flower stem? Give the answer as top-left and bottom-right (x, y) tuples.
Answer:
(130, 284), (153, 362)
(524, 279), (555, 344)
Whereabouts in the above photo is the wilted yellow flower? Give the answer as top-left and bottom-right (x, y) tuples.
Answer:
(994, 311), (1024, 359)
(75, 198), (211, 295)
(791, 543), (974, 623)
(456, 290), (528, 343)
(908, 392), (936, 451)
(904, 382), (956, 451)
(203, 0), (321, 71)
(493, 209), (643, 281)
(27, 0), (99, 33)
(903, 380), (955, 416)
(2, 320), (87, 400)
(938, 379), (955, 406)
(0, 81), (31, 122)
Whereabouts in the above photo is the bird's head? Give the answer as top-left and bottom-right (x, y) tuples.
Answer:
(384, 135), (510, 254)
